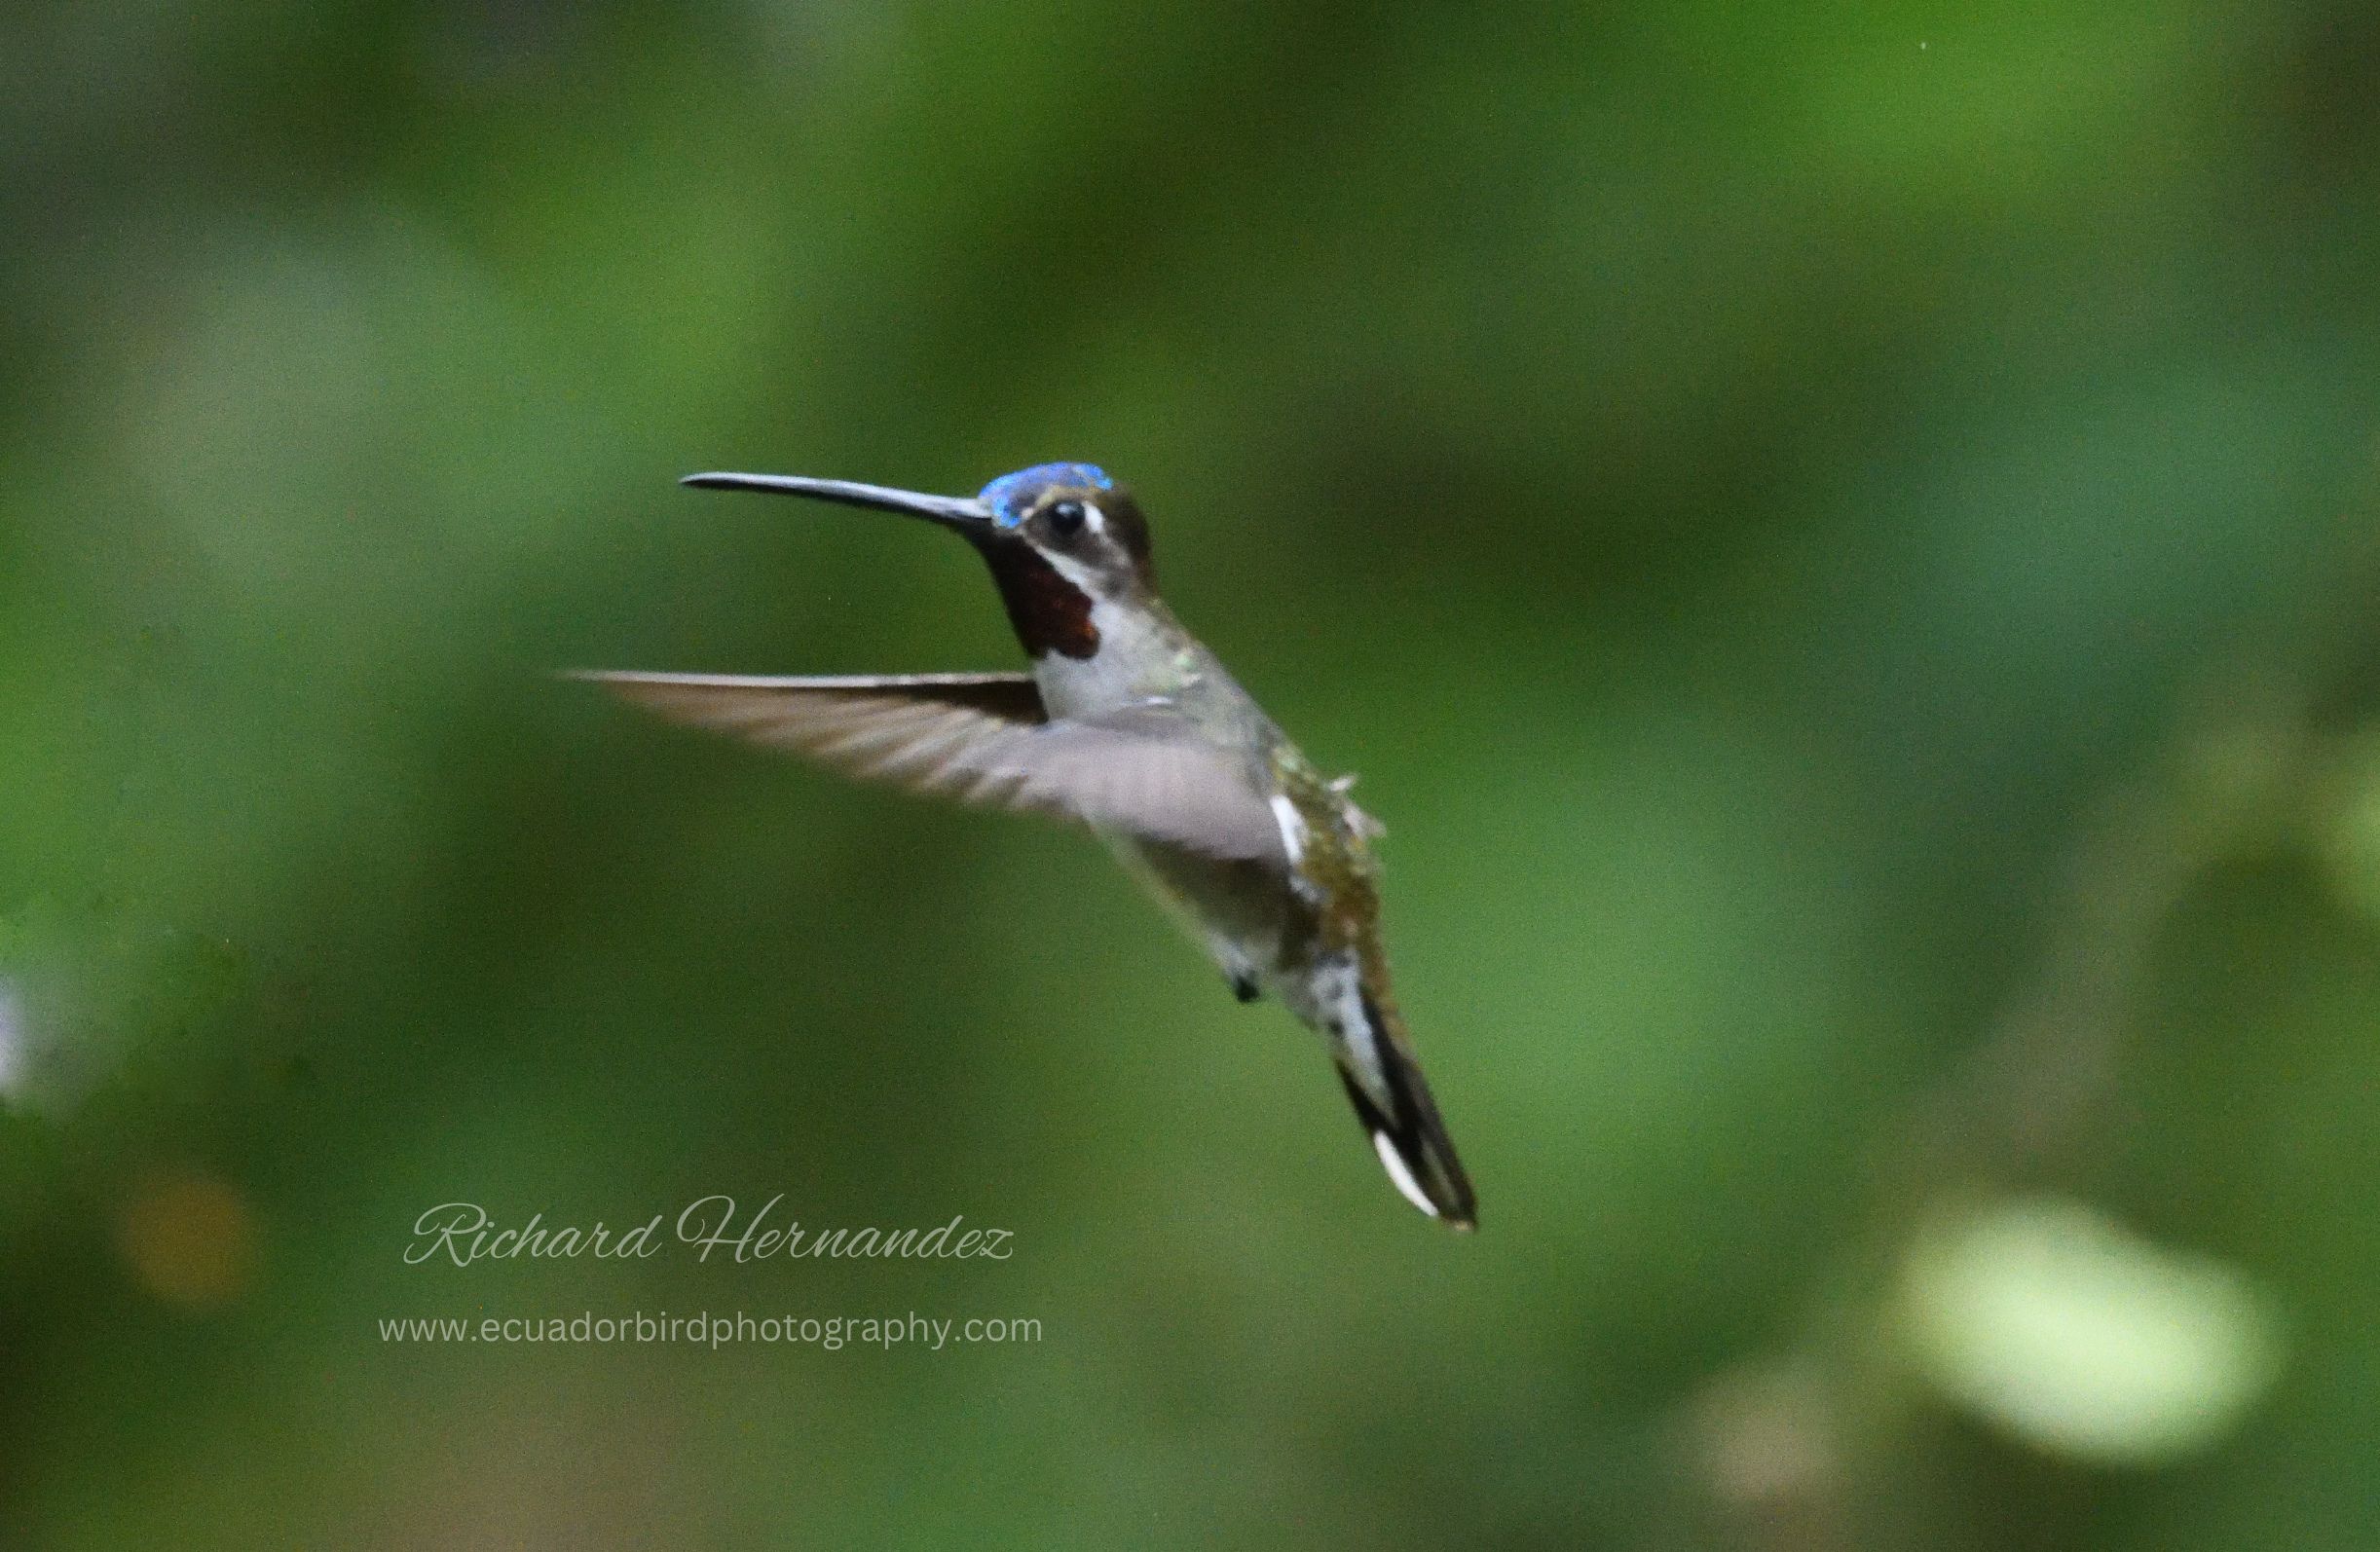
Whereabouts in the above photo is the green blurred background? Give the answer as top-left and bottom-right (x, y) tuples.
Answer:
(5, 1), (2379, 1546)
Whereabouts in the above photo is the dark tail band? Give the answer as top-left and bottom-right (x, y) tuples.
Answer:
(1339, 991), (1476, 1230)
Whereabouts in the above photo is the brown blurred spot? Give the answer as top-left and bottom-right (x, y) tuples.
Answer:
(116, 1168), (258, 1312)
(1686, 1362), (1846, 1552)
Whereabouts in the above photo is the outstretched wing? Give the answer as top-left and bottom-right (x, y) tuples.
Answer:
(572, 671), (1285, 863)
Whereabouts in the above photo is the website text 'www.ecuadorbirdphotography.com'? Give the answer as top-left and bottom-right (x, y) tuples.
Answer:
(378, 1311), (1041, 1351)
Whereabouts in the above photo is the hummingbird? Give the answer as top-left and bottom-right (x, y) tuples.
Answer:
(576, 462), (1475, 1228)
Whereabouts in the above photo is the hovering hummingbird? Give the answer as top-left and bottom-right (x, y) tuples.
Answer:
(576, 462), (1475, 1228)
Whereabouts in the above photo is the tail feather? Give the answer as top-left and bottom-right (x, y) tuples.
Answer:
(1338, 990), (1476, 1230)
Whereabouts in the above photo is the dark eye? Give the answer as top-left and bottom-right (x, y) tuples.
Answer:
(1045, 499), (1087, 537)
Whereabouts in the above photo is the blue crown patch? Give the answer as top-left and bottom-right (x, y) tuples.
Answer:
(978, 462), (1115, 529)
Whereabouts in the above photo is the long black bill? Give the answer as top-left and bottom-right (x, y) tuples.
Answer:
(680, 472), (989, 530)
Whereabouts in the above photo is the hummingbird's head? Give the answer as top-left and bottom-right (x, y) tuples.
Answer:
(679, 461), (1156, 662)
(974, 462), (1154, 598)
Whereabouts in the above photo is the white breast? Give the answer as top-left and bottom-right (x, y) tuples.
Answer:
(1032, 598), (1194, 720)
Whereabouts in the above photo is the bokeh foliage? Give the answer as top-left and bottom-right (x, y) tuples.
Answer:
(4, 1), (2379, 1546)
